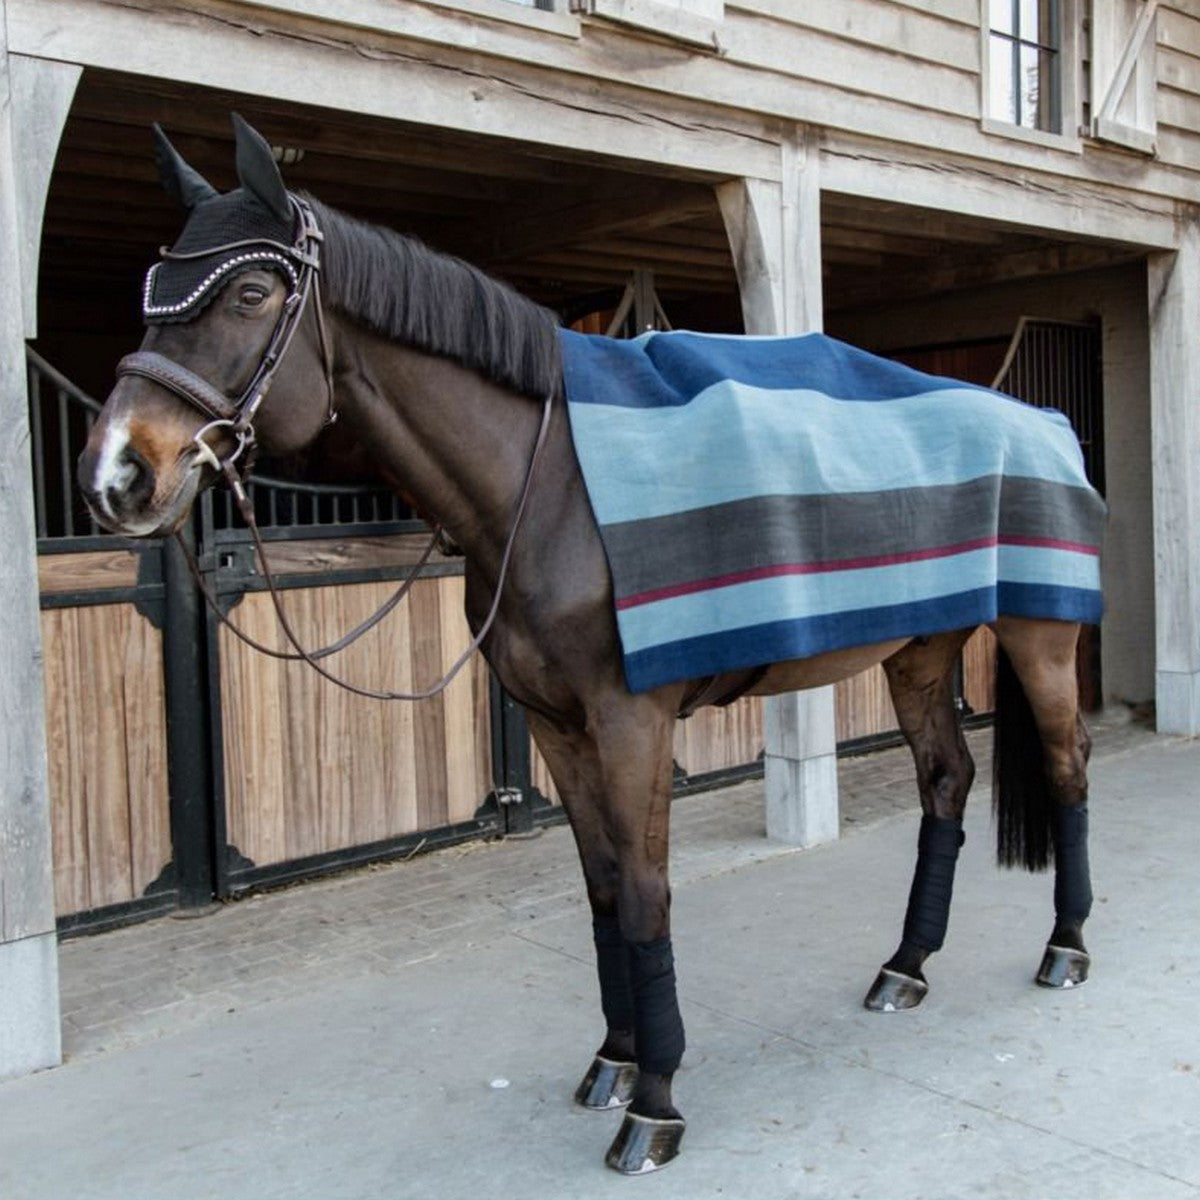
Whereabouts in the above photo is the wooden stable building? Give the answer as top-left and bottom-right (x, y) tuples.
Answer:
(3, 0), (1199, 1078)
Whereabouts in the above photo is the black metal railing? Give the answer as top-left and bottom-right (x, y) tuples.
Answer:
(26, 347), (106, 540)
(26, 346), (416, 543)
(993, 317), (1105, 493)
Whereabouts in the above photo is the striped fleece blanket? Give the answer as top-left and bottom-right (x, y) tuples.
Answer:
(559, 329), (1105, 695)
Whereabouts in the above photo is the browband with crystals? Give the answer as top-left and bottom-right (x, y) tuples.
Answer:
(122, 195), (336, 477)
(143, 250), (300, 320)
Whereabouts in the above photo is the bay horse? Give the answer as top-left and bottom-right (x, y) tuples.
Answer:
(77, 116), (1099, 1174)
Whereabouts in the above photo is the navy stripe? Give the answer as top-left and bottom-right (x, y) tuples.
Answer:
(997, 581), (1103, 623)
(561, 328), (992, 409)
(621, 586), (1100, 694)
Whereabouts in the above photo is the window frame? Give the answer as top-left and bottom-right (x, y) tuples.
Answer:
(981, 0), (1082, 152)
(422, 0), (580, 37)
(570, 0), (724, 50)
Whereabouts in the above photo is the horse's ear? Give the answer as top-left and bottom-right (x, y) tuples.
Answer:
(152, 124), (218, 211)
(231, 112), (291, 224)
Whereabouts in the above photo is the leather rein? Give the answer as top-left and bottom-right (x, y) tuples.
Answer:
(119, 196), (553, 701)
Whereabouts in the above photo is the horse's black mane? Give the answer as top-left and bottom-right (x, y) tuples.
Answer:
(305, 196), (561, 401)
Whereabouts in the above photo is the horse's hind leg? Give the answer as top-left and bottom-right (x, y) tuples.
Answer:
(865, 630), (975, 1012)
(992, 617), (1093, 989)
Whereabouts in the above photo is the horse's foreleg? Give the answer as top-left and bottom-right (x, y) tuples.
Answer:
(591, 698), (686, 1173)
(993, 618), (1093, 989)
(866, 632), (975, 1012)
(526, 715), (639, 1111)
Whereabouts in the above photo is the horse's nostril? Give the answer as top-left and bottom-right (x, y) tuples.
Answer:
(120, 445), (155, 506)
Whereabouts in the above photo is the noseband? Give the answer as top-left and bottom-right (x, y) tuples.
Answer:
(115, 195), (335, 476)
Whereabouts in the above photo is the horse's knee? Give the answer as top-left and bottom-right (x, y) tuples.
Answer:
(581, 851), (621, 918)
(925, 753), (975, 820)
(1044, 744), (1089, 806)
(914, 729), (975, 822)
(616, 865), (671, 945)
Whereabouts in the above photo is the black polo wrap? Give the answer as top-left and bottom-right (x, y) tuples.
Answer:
(593, 915), (636, 1034)
(901, 814), (966, 953)
(628, 936), (685, 1076)
(1052, 803), (1093, 925)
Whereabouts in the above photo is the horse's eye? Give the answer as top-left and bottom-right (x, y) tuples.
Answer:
(238, 284), (268, 308)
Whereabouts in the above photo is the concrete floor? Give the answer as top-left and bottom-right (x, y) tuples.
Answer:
(1, 711), (1196, 1200)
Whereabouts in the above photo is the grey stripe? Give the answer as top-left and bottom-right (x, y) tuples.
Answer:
(600, 475), (1105, 599)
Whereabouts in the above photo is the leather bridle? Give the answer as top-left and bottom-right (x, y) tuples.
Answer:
(117, 195), (336, 479)
(119, 194), (553, 701)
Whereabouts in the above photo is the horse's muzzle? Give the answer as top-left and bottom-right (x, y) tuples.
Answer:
(76, 431), (198, 538)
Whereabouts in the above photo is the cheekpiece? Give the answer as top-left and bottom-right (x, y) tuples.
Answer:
(143, 188), (300, 323)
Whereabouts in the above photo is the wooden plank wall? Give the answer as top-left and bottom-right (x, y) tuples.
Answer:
(674, 695), (764, 777)
(530, 694), (766, 804)
(533, 630), (999, 802)
(220, 574), (492, 868)
(40, 601), (171, 915)
(1157, 6), (1200, 188)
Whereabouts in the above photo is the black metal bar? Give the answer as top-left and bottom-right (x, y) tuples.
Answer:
(28, 363), (49, 538)
(39, 586), (166, 611)
(488, 677), (536, 834)
(57, 385), (74, 537)
(222, 812), (506, 895)
(198, 489), (236, 899)
(162, 524), (217, 908)
(56, 891), (180, 940)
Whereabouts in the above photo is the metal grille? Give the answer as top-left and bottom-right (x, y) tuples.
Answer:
(26, 347), (414, 542)
(26, 348), (106, 540)
(207, 473), (413, 537)
(993, 317), (1105, 493)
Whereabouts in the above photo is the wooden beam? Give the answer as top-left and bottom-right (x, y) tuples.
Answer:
(826, 239), (1141, 312)
(0, 9), (62, 1080)
(10, 0), (781, 181)
(471, 180), (718, 265)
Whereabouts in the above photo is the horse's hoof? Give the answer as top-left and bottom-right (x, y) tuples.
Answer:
(864, 967), (929, 1012)
(605, 1112), (686, 1174)
(1036, 944), (1090, 989)
(574, 1055), (638, 1110)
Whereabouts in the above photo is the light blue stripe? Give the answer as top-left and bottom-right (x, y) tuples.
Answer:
(568, 382), (1087, 525)
(616, 548), (1000, 653)
(615, 545), (1101, 654)
(998, 544), (1102, 591)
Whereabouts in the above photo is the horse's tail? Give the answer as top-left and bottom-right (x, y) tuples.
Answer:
(992, 646), (1054, 871)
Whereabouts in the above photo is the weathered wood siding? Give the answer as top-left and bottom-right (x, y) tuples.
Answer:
(9, 1), (1198, 239)
(219, 575), (492, 868)
(1158, 6), (1200, 182)
(674, 695), (764, 778)
(39, 598), (171, 915)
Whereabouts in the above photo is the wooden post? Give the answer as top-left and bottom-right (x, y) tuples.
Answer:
(716, 126), (838, 847)
(0, 37), (78, 1080)
(1149, 215), (1200, 734)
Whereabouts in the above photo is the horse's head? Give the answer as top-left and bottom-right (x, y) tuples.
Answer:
(78, 115), (334, 536)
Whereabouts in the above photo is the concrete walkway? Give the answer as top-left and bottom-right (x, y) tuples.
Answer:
(1, 711), (1197, 1200)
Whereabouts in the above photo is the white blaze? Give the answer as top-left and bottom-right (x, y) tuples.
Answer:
(89, 412), (136, 522)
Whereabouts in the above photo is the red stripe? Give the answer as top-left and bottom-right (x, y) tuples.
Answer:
(614, 534), (1099, 611)
(1000, 534), (1100, 555)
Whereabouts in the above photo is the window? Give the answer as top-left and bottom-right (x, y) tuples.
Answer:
(571, 0), (724, 49)
(987, 0), (1064, 133)
(1088, 0), (1158, 155)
